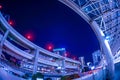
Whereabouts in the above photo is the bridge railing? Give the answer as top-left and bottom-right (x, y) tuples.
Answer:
(73, 67), (106, 80)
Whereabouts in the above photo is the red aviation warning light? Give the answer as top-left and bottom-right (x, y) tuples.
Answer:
(72, 55), (77, 60)
(73, 57), (76, 60)
(64, 51), (70, 57)
(64, 53), (68, 57)
(8, 20), (15, 26)
(25, 32), (34, 41)
(26, 34), (32, 40)
(48, 46), (52, 50)
(46, 43), (54, 51)
(0, 5), (2, 9)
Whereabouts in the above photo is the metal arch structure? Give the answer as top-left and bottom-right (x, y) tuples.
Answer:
(0, 0), (120, 79)
(0, 11), (80, 79)
(59, 0), (120, 79)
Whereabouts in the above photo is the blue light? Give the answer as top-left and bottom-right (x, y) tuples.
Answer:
(53, 48), (66, 51)
(91, 66), (95, 70)
(106, 36), (110, 41)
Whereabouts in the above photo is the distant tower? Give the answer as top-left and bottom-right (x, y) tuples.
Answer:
(79, 57), (85, 69)
(92, 50), (102, 66)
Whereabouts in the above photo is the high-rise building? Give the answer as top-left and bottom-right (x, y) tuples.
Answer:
(92, 50), (102, 66)
(79, 57), (85, 68)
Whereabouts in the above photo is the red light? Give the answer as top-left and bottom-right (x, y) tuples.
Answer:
(0, 5), (2, 9)
(46, 43), (54, 51)
(26, 34), (32, 40)
(9, 21), (13, 25)
(72, 55), (77, 60)
(64, 51), (70, 57)
(27, 35), (31, 39)
(25, 32), (34, 41)
(8, 20), (15, 26)
(48, 46), (52, 50)
(64, 53), (68, 57)
(73, 56), (78, 60)
(73, 57), (76, 60)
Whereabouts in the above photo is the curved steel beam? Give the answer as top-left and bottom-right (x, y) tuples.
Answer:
(58, 0), (118, 79)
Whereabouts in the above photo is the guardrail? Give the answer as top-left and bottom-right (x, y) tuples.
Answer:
(73, 68), (106, 80)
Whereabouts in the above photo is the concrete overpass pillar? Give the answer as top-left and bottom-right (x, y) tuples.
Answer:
(33, 49), (39, 75)
(61, 58), (65, 73)
(0, 29), (9, 55)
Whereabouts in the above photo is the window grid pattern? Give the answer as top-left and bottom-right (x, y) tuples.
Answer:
(69, 0), (120, 54)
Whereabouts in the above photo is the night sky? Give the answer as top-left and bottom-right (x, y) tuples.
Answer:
(0, 0), (100, 62)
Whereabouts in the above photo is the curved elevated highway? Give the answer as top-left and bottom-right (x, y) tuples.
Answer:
(1, 0), (120, 80)
(0, 10), (80, 79)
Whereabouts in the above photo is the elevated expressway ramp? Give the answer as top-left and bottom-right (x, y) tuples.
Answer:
(0, 10), (80, 79)
(59, 0), (120, 80)
(1, 0), (120, 79)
